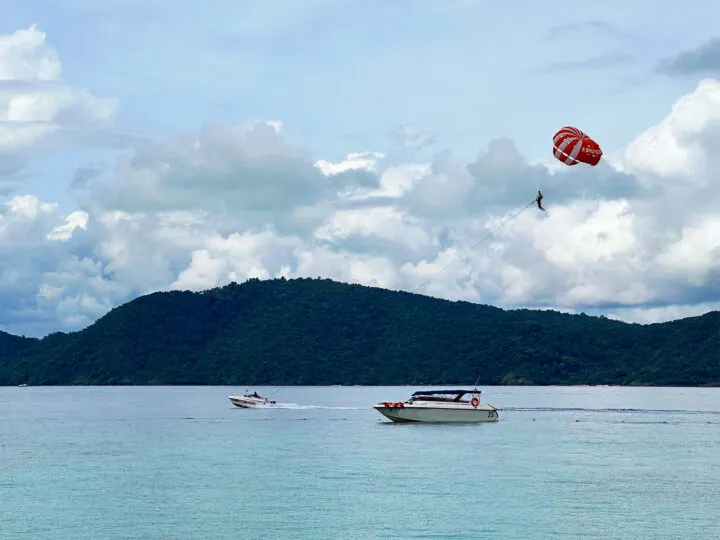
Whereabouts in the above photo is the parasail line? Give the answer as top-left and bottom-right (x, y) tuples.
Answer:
(410, 198), (538, 295)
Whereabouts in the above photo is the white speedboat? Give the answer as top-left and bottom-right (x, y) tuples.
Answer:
(228, 391), (276, 408)
(374, 388), (499, 423)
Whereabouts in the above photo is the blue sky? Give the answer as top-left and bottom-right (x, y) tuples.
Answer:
(2, 0), (720, 336)
(4, 1), (714, 159)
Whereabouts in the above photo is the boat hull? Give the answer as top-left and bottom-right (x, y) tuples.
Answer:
(374, 404), (499, 423)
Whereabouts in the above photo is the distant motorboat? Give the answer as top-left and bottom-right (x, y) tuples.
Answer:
(374, 388), (499, 423)
(228, 391), (276, 408)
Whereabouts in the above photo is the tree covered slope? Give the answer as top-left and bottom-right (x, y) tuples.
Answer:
(0, 277), (717, 386)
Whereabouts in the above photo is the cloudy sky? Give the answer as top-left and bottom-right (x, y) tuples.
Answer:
(1, 0), (720, 337)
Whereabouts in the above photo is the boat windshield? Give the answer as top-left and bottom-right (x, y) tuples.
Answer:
(409, 390), (480, 403)
(409, 395), (458, 403)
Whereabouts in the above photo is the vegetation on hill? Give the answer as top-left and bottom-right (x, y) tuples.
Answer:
(0, 277), (718, 386)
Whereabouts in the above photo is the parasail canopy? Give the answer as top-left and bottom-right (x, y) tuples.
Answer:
(552, 126), (602, 166)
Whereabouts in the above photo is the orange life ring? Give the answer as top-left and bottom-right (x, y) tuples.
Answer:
(470, 397), (479, 408)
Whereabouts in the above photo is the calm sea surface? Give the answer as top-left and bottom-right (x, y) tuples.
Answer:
(1, 385), (719, 539)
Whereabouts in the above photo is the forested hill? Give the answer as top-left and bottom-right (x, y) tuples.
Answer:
(0, 277), (718, 386)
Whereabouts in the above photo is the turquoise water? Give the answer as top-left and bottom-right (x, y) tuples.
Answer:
(2, 385), (719, 539)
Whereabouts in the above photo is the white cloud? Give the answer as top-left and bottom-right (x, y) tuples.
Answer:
(47, 210), (89, 241)
(0, 24), (118, 156)
(3, 193), (56, 218)
(0, 24), (60, 81)
(656, 215), (720, 284)
(537, 199), (636, 270)
(314, 206), (433, 255)
(607, 302), (720, 324)
(619, 78), (720, 184)
(315, 151), (383, 176)
(2, 72), (720, 337)
(1, 194), (60, 254)
(170, 231), (301, 291)
(400, 245), (485, 303)
(90, 122), (372, 232)
(37, 255), (122, 329)
(293, 246), (400, 290)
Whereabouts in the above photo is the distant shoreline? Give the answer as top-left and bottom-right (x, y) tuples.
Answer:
(7, 382), (720, 388)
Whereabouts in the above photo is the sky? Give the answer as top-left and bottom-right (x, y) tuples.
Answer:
(1, 0), (720, 337)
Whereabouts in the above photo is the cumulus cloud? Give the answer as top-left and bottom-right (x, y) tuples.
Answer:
(0, 194), (87, 334)
(0, 24), (123, 178)
(2, 68), (720, 335)
(170, 231), (301, 292)
(399, 136), (644, 223)
(619, 78), (720, 181)
(89, 121), (378, 235)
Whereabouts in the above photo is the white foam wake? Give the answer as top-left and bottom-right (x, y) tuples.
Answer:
(270, 402), (364, 410)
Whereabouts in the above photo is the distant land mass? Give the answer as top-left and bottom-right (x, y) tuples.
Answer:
(0, 277), (718, 387)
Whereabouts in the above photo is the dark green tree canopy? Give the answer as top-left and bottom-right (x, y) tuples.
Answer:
(1, 277), (718, 386)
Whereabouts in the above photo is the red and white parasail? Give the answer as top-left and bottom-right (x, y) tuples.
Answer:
(552, 126), (602, 166)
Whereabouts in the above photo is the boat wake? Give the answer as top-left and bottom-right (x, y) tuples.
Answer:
(270, 403), (364, 410)
(500, 406), (720, 415)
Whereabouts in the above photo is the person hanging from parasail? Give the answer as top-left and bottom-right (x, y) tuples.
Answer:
(535, 190), (545, 211)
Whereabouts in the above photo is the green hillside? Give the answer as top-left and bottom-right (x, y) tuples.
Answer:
(1, 277), (718, 386)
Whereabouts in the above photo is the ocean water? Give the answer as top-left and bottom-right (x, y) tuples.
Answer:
(1, 385), (719, 539)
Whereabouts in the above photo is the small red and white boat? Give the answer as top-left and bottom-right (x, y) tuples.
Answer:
(228, 391), (276, 408)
